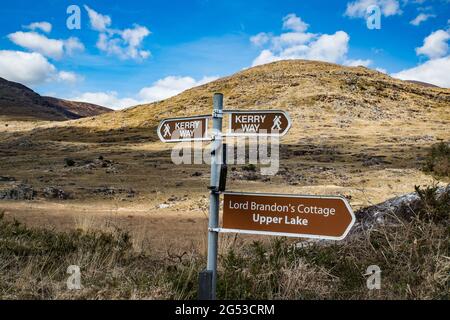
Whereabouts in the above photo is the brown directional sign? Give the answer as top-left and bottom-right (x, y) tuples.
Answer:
(226, 110), (291, 136)
(219, 192), (355, 240)
(157, 115), (210, 143)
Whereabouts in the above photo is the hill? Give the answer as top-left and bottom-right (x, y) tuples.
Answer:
(0, 77), (112, 121)
(56, 59), (449, 138)
(0, 59), (448, 262)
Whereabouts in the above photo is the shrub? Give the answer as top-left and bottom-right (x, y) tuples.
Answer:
(413, 185), (450, 224)
(423, 142), (450, 177)
(242, 164), (257, 172)
(64, 158), (76, 167)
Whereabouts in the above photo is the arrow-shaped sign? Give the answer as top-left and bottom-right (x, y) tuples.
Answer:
(225, 110), (291, 137)
(157, 115), (210, 143)
(218, 192), (355, 241)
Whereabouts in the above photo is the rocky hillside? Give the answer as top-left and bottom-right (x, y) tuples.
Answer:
(0, 77), (112, 121)
(2, 60), (449, 148)
(62, 60), (449, 136)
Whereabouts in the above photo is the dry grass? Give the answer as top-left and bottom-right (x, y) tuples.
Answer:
(1, 185), (448, 300)
(0, 60), (449, 300)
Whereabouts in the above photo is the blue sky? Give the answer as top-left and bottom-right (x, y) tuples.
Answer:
(0, 0), (449, 109)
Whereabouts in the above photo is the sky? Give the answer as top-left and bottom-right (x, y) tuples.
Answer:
(0, 0), (449, 109)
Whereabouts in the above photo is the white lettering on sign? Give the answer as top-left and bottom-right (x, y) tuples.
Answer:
(175, 121), (201, 130)
(235, 115), (268, 133)
(241, 124), (260, 133)
(173, 121), (203, 139)
(235, 115), (267, 124)
(227, 200), (338, 218)
(252, 214), (309, 226)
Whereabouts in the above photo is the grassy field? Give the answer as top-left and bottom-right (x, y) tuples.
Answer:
(0, 184), (448, 300)
(0, 60), (449, 299)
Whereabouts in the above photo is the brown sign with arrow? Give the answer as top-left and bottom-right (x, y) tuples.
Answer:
(157, 115), (210, 143)
(219, 192), (355, 240)
(226, 110), (291, 136)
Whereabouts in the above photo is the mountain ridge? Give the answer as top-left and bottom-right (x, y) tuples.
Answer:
(67, 60), (449, 133)
(0, 77), (112, 121)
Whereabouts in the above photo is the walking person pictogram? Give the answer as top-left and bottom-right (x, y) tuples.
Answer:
(163, 124), (171, 137)
(271, 116), (282, 131)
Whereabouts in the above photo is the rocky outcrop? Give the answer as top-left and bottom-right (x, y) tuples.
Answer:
(355, 186), (448, 228)
(0, 184), (35, 200)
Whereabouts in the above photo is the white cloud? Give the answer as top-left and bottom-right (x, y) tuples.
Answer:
(84, 5), (112, 32)
(392, 29), (450, 88)
(272, 32), (316, 49)
(8, 32), (64, 59)
(345, 59), (373, 67)
(252, 50), (280, 66)
(250, 32), (270, 46)
(7, 31), (84, 59)
(70, 75), (218, 110)
(392, 56), (450, 87)
(85, 6), (151, 60)
(57, 71), (81, 83)
(139, 76), (218, 102)
(416, 29), (449, 59)
(307, 31), (350, 62)
(251, 14), (353, 67)
(64, 37), (85, 55)
(282, 13), (309, 32)
(344, 0), (402, 18)
(0, 50), (79, 86)
(410, 13), (436, 26)
(24, 21), (52, 33)
(71, 91), (139, 109)
(0, 51), (55, 85)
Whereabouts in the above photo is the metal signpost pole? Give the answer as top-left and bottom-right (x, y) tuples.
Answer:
(206, 93), (223, 300)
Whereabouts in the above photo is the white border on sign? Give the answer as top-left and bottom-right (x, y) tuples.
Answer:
(223, 110), (292, 137)
(219, 191), (356, 241)
(157, 115), (212, 143)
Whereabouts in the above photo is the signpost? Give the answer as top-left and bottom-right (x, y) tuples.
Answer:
(156, 93), (355, 300)
(225, 110), (291, 136)
(157, 115), (210, 143)
(219, 192), (355, 241)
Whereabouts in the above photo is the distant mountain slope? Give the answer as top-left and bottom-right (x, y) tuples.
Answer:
(405, 80), (440, 88)
(43, 97), (112, 118)
(70, 59), (449, 131)
(0, 77), (112, 121)
(4, 60), (449, 145)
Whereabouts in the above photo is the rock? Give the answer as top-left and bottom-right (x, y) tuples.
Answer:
(17, 139), (33, 149)
(0, 176), (16, 182)
(93, 186), (136, 199)
(362, 155), (390, 167)
(158, 204), (170, 209)
(167, 196), (178, 202)
(42, 187), (71, 200)
(0, 184), (35, 200)
(64, 158), (76, 167)
(355, 186), (447, 228)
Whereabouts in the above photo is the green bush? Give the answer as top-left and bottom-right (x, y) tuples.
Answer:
(242, 164), (257, 172)
(423, 142), (450, 177)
